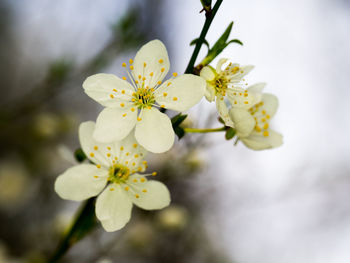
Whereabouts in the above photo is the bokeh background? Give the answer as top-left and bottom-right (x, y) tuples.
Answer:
(1, 0), (350, 262)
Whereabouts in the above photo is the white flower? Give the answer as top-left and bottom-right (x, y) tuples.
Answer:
(200, 58), (261, 127)
(55, 121), (170, 232)
(229, 90), (283, 150)
(83, 40), (206, 153)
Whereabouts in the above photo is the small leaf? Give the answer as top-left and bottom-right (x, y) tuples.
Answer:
(190, 38), (210, 50)
(74, 148), (86, 163)
(225, 128), (236, 140)
(174, 126), (185, 139)
(227, 39), (243, 46)
(171, 114), (188, 128)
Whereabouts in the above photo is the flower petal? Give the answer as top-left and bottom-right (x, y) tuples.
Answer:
(229, 108), (255, 137)
(93, 107), (137, 143)
(260, 93), (279, 118)
(216, 95), (234, 127)
(241, 129), (283, 150)
(96, 184), (133, 232)
(132, 40), (170, 89)
(126, 174), (170, 210)
(135, 108), (174, 153)
(216, 58), (228, 73)
(55, 164), (108, 201)
(83, 73), (134, 107)
(227, 84), (263, 110)
(205, 85), (216, 102)
(200, 66), (215, 81)
(112, 132), (148, 173)
(154, 74), (205, 112)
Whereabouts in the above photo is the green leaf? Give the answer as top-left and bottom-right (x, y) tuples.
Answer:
(171, 114), (188, 128)
(225, 128), (236, 140)
(174, 126), (185, 139)
(190, 38), (210, 50)
(227, 39), (243, 46)
(74, 148), (86, 163)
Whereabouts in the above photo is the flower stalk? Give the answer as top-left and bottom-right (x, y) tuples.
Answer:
(184, 127), (226, 133)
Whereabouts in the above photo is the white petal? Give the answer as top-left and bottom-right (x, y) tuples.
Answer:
(126, 174), (170, 210)
(241, 129), (283, 150)
(216, 58), (228, 73)
(132, 40), (170, 88)
(83, 73), (134, 107)
(135, 108), (174, 153)
(79, 121), (115, 167)
(154, 74), (205, 112)
(112, 132), (148, 173)
(55, 164), (108, 201)
(93, 107), (137, 143)
(260, 93), (279, 118)
(229, 108), (255, 137)
(200, 66), (215, 81)
(247, 82), (265, 94)
(96, 184), (133, 232)
(216, 96), (234, 127)
(227, 86), (262, 110)
(205, 85), (216, 102)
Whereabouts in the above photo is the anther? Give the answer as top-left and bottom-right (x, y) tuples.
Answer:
(107, 146), (111, 150)
(94, 175), (99, 178)
(131, 108), (135, 112)
(121, 90), (125, 94)
(120, 146), (124, 151)
(135, 194), (140, 198)
(163, 92), (167, 97)
(122, 63), (126, 67)
(122, 76), (127, 80)
(133, 179), (138, 183)
(125, 187), (129, 191)
(107, 153), (111, 157)
(129, 59), (133, 64)
(158, 59), (164, 63)
(142, 189), (147, 193)
(110, 94), (114, 98)
(120, 103), (125, 107)
(110, 188), (115, 191)
(94, 146), (98, 150)
(90, 153), (94, 157)
(133, 143), (137, 148)
(137, 117), (142, 121)
(96, 164), (101, 168)
(130, 65), (134, 70)
(263, 131), (269, 137)
(140, 178), (146, 182)
(173, 97), (178, 101)
(172, 72), (178, 77)
(161, 67), (165, 72)
(152, 172), (157, 176)
(122, 113), (127, 117)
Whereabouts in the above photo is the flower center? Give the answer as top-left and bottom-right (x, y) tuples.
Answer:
(108, 164), (131, 184)
(132, 87), (155, 109)
(211, 75), (229, 96)
(248, 101), (271, 137)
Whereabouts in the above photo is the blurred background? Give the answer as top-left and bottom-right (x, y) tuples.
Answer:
(1, 0), (350, 262)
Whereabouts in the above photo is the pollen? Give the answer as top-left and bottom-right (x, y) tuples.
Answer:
(173, 97), (178, 101)
(135, 194), (140, 198)
(255, 126), (262, 132)
(266, 114), (270, 119)
(167, 82), (171, 86)
(107, 153), (111, 157)
(152, 172), (157, 176)
(126, 152), (129, 156)
(90, 153), (94, 157)
(142, 77), (146, 81)
(107, 146), (111, 150)
(172, 72), (178, 77)
(244, 93), (248, 97)
(157, 81), (162, 85)
(134, 154), (139, 158)
(120, 103), (125, 107)
(110, 94), (114, 98)
(113, 89), (117, 92)
(122, 113), (127, 117)
(125, 186), (129, 191)
(143, 62), (147, 67)
(133, 179), (138, 183)
(263, 123), (269, 129)
(122, 76), (127, 80)
(158, 59), (164, 63)
(138, 75), (142, 79)
(122, 63), (126, 67)
(120, 146), (124, 151)
(121, 90), (125, 94)
(94, 175), (99, 178)
(94, 146), (98, 150)
(244, 101), (249, 104)
(137, 117), (142, 121)
(130, 65), (134, 70)
(161, 67), (165, 72)
(96, 164), (101, 168)
(110, 188), (115, 191)
(150, 72), (154, 77)
(262, 110), (266, 115)
(133, 143), (137, 148)
(160, 104), (165, 108)
(129, 59), (133, 64)
(142, 189), (147, 193)
(263, 131), (269, 137)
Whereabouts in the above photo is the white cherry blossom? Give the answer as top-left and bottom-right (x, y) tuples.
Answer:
(200, 58), (261, 126)
(229, 91), (283, 150)
(55, 121), (170, 232)
(83, 40), (206, 153)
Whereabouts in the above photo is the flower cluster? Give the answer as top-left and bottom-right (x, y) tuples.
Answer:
(55, 39), (283, 232)
(200, 59), (283, 150)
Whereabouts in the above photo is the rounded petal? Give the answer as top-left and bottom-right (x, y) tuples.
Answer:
(79, 121), (115, 167)
(127, 175), (170, 210)
(229, 108), (255, 137)
(216, 96), (234, 127)
(55, 164), (108, 201)
(241, 129), (283, 150)
(216, 58), (228, 73)
(93, 107), (137, 143)
(260, 93), (279, 118)
(132, 40), (170, 88)
(96, 184), (133, 232)
(83, 73), (134, 107)
(227, 85), (263, 110)
(200, 66), (215, 81)
(205, 85), (216, 102)
(135, 108), (174, 153)
(154, 74), (206, 112)
(112, 132), (148, 173)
